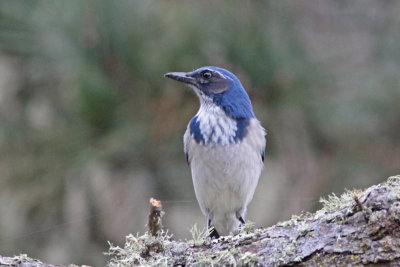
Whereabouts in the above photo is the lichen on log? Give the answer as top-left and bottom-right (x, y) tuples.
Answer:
(1, 176), (400, 266)
(0, 254), (64, 267)
(107, 175), (400, 266)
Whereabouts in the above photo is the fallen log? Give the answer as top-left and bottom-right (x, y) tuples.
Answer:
(2, 175), (400, 266)
(107, 175), (400, 266)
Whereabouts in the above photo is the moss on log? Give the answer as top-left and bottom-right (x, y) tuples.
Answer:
(1, 175), (400, 266)
(107, 175), (400, 266)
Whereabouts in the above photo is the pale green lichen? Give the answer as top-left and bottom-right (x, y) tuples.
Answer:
(276, 212), (313, 228)
(297, 221), (309, 236)
(319, 192), (353, 213)
(106, 230), (178, 267)
(283, 240), (297, 257)
(237, 251), (259, 266)
(387, 179), (400, 200)
(241, 220), (256, 234)
(387, 175), (400, 185)
(314, 191), (355, 221)
(106, 227), (259, 267)
(189, 224), (212, 247)
(292, 255), (303, 262)
(190, 249), (237, 267)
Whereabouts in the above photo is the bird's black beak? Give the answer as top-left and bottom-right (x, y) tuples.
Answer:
(164, 72), (197, 86)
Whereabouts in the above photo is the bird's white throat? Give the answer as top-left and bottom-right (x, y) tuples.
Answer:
(195, 102), (238, 146)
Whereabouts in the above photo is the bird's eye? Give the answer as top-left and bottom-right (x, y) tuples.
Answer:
(202, 71), (212, 79)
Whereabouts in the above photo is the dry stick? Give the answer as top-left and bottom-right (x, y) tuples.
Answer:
(148, 198), (163, 236)
(345, 189), (371, 222)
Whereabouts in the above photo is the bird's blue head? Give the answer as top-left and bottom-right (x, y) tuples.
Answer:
(165, 66), (255, 119)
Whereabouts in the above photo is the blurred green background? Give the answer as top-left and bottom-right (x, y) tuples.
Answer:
(0, 0), (399, 265)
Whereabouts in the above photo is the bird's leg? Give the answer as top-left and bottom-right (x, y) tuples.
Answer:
(236, 209), (246, 225)
(207, 219), (220, 239)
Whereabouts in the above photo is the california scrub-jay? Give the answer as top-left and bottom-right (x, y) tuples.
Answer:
(165, 66), (266, 238)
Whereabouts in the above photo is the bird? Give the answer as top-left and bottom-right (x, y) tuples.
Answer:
(164, 66), (266, 238)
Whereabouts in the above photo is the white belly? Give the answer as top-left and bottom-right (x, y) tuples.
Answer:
(184, 119), (265, 235)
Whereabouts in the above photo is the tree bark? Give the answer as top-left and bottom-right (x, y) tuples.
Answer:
(2, 175), (400, 266)
(107, 175), (400, 266)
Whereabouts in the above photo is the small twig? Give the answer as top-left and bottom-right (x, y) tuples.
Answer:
(346, 189), (370, 222)
(352, 194), (364, 212)
(148, 198), (163, 236)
